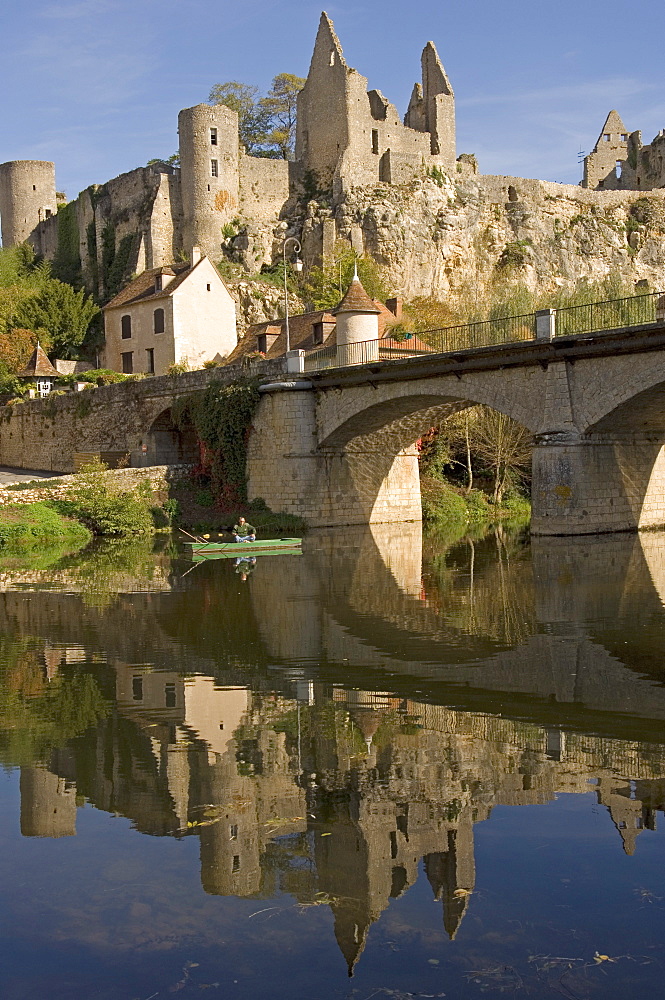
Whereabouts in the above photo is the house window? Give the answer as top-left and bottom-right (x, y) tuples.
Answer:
(132, 675), (143, 701)
(146, 348), (155, 374)
(165, 683), (176, 708)
(232, 855), (240, 873)
(121, 315), (132, 339)
(206, 283), (211, 291)
(313, 322), (324, 345)
(36, 378), (51, 398)
(211, 159), (218, 177)
(210, 127), (218, 145)
(371, 129), (379, 154)
(153, 308), (165, 333)
(121, 352), (133, 374)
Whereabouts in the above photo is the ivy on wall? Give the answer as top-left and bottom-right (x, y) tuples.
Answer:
(174, 377), (262, 508)
(51, 202), (82, 288)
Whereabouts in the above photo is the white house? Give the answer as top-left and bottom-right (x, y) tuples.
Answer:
(102, 247), (237, 376)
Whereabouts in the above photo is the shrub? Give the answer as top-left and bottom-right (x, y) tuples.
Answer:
(53, 461), (154, 536)
(420, 477), (468, 524)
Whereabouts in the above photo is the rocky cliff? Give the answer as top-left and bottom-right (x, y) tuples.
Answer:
(297, 168), (665, 303)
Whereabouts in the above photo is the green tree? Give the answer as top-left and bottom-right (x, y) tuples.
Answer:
(208, 81), (269, 153)
(258, 73), (305, 159)
(208, 74), (305, 158)
(301, 240), (388, 310)
(12, 279), (99, 358)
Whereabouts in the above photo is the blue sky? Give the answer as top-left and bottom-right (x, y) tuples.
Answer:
(2, 0), (665, 199)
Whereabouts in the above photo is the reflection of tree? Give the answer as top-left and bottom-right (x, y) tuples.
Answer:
(422, 527), (535, 646)
(0, 639), (110, 767)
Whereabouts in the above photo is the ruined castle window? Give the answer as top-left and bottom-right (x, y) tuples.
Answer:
(622, 134), (628, 141)
(132, 675), (143, 701)
(45, 208), (52, 219)
(603, 134), (610, 142)
(598, 179), (604, 189)
(211, 159), (219, 178)
(153, 308), (165, 334)
(232, 855), (240, 873)
(32, 185), (36, 191)
(121, 351), (133, 374)
(230, 824), (238, 840)
(210, 127), (218, 146)
(146, 348), (155, 374)
(165, 683), (176, 708)
(616, 160), (622, 179)
(371, 129), (379, 155)
(121, 315), (132, 339)
(329, 50), (335, 66)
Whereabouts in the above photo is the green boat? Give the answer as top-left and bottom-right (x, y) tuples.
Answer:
(185, 537), (302, 561)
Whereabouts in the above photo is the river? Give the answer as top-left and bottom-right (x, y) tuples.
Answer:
(0, 523), (663, 999)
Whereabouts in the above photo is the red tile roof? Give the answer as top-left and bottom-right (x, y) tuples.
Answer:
(332, 276), (381, 315)
(103, 262), (195, 310)
(19, 344), (59, 378)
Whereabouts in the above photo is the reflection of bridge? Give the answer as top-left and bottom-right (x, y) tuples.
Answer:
(4, 525), (665, 973)
(4, 317), (665, 533)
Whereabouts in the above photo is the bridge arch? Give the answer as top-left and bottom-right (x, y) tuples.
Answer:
(143, 407), (199, 466)
(315, 371), (543, 452)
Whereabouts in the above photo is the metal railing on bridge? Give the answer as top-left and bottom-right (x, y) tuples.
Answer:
(302, 290), (665, 373)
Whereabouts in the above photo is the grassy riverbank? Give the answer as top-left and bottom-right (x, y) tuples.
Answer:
(0, 502), (91, 550)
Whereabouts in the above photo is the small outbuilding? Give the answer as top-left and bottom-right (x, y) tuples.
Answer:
(19, 343), (59, 397)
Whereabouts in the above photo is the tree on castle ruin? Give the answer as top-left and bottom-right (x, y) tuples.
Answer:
(259, 74), (305, 159)
(209, 73), (305, 159)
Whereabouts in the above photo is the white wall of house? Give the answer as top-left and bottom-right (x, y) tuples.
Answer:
(172, 257), (237, 369)
(103, 257), (237, 376)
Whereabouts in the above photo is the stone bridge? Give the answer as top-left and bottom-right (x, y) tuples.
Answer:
(250, 319), (665, 534)
(3, 320), (665, 534)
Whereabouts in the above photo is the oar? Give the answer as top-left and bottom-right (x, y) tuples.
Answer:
(178, 527), (211, 545)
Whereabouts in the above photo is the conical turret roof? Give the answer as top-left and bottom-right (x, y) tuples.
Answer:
(19, 343), (58, 378)
(332, 274), (381, 315)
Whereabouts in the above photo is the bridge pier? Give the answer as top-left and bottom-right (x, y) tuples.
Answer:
(248, 385), (422, 528)
(531, 432), (665, 535)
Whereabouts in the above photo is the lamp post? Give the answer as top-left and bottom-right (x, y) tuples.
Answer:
(282, 236), (302, 356)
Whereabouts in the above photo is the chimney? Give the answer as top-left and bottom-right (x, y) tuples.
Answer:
(386, 296), (403, 320)
(191, 246), (202, 265)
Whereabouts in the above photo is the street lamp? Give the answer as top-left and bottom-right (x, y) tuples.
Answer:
(282, 236), (302, 356)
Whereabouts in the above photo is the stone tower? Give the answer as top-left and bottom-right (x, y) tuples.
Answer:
(178, 104), (240, 259)
(0, 159), (57, 248)
(405, 42), (456, 164)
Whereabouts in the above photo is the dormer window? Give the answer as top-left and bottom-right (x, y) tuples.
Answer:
(210, 127), (218, 146)
(313, 322), (324, 344)
(257, 334), (268, 353)
(155, 274), (162, 292)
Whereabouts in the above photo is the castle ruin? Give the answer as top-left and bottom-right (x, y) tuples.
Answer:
(583, 109), (665, 191)
(0, 12), (456, 297)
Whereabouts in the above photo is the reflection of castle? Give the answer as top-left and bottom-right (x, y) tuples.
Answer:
(16, 655), (665, 974)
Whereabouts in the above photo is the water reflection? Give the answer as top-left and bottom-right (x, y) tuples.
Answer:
(0, 524), (664, 993)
